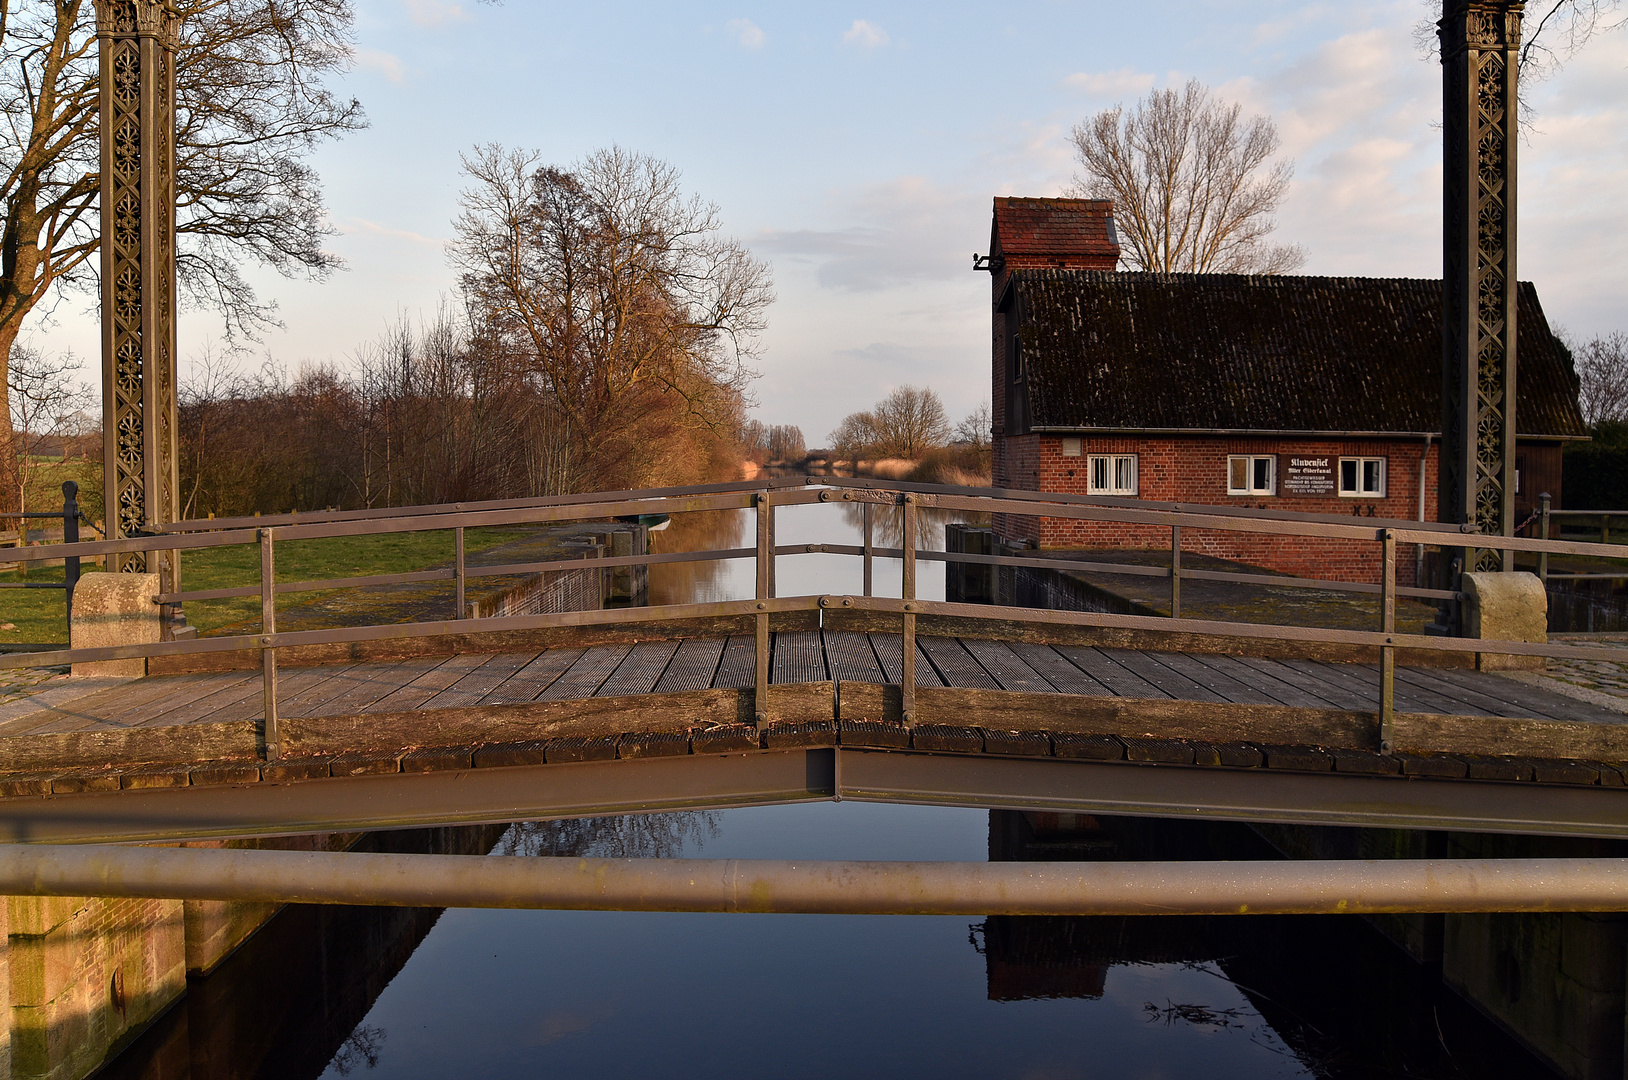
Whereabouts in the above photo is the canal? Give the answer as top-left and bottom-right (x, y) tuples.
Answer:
(93, 505), (1567, 1079)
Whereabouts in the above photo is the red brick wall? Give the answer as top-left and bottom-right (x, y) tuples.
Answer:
(993, 434), (1443, 586)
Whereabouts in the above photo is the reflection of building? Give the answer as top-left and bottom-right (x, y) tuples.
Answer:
(982, 197), (1588, 586)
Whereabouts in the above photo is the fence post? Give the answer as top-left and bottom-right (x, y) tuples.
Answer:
(1379, 528), (1396, 754)
(862, 502), (874, 598)
(755, 492), (772, 730)
(454, 526), (466, 619)
(1170, 524), (1182, 619)
(901, 493), (918, 726)
(1538, 493), (1551, 585)
(260, 528), (279, 759)
(61, 481), (80, 623)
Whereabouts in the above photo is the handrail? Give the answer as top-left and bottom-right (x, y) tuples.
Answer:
(8, 477), (1624, 763)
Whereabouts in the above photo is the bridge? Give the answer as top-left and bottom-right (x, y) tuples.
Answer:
(3, 476), (1628, 871)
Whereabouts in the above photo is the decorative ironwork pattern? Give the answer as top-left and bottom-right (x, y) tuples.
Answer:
(96, 1), (179, 576)
(1440, 1), (1522, 575)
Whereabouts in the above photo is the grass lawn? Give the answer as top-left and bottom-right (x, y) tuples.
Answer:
(0, 525), (535, 647)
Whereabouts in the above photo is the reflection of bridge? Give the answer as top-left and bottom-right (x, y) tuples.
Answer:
(4, 477), (1628, 865)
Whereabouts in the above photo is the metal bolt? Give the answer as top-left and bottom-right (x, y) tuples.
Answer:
(756, 602), (767, 610)
(842, 597), (853, 607)
(259, 636), (272, 646)
(819, 490), (834, 502)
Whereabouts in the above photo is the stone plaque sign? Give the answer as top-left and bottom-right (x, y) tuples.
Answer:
(1283, 455), (1335, 496)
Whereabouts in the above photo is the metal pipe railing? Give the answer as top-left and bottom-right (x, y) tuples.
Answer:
(3, 844), (1628, 915)
(9, 477), (1628, 763)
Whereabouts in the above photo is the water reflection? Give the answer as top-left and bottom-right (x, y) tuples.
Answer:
(499, 812), (722, 858)
(647, 501), (983, 605)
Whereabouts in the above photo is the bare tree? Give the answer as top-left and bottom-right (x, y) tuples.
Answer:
(450, 145), (772, 491)
(955, 403), (991, 451)
(872, 385), (950, 458)
(1569, 330), (1628, 428)
(0, 0), (365, 495)
(1069, 79), (1304, 275)
(1415, 0), (1625, 119)
(6, 343), (94, 515)
(828, 410), (880, 472)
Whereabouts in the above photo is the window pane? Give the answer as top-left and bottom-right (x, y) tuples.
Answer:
(1230, 458), (1248, 491)
(1341, 460), (1358, 492)
(1091, 457), (1107, 491)
(1253, 457), (1271, 492)
(1363, 460), (1382, 493)
(1115, 456), (1133, 492)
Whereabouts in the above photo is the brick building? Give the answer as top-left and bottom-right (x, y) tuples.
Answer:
(984, 197), (1588, 586)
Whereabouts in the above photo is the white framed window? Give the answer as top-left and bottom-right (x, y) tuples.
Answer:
(1088, 453), (1137, 495)
(1338, 457), (1386, 497)
(1227, 455), (1275, 495)
(1061, 437), (1082, 458)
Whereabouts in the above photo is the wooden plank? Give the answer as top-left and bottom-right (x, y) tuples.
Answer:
(267, 664), (369, 718)
(1391, 666), (1547, 720)
(870, 634), (946, 687)
(824, 631), (885, 684)
(295, 657), (462, 718)
(1008, 642), (1115, 696)
(1425, 667), (1628, 725)
(29, 673), (219, 732)
(363, 654), (491, 714)
(911, 686), (1378, 748)
(92, 672), (256, 728)
(282, 682), (835, 757)
(1234, 656), (1372, 710)
(538, 644), (632, 701)
(597, 641), (681, 697)
(960, 639), (1057, 693)
(1392, 710), (1628, 762)
(146, 612), (822, 675)
(1100, 649), (1228, 703)
(1150, 652), (1282, 706)
(919, 636), (1001, 690)
(1279, 660), (1410, 714)
(712, 635), (758, 690)
(653, 639), (724, 692)
(0, 720), (261, 772)
(138, 671), (272, 727)
(1193, 654), (1343, 709)
(1054, 646), (1167, 699)
(772, 631), (827, 685)
(479, 648), (583, 705)
(423, 652), (539, 710)
(1295, 659), (1475, 716)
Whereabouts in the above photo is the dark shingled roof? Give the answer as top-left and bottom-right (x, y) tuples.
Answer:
(992, 197), (1120, 261)
(1010, 271), (1585, 438)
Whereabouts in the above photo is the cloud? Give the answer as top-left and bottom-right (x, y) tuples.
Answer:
(726, 18), (765, 48)
(355, 48), (407, 83)
(401, 0), (470, 27)
(756, 177), (983, 292)
(843, 19), (889, 49)
(341, 218), (444, 249)
(1062, 68), (1156, 99)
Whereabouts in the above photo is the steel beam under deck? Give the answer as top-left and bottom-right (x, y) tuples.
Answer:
(5, 749), (1628, 846)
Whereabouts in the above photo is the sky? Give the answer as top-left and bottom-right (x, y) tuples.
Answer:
(27, 0), (1628, 446)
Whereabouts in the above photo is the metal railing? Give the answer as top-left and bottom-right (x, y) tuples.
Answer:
(5, 475), (1628, 761)
(1536, 492), (1628, 584)
(0, 481), (88, 621)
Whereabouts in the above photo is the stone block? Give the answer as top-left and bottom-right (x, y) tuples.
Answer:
(70, 571), (160, 677)
(1461, 571), (1547, 671)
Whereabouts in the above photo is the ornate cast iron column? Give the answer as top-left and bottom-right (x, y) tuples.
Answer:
(96, 1), (178, 580)
(1439, 0), (1522, 574)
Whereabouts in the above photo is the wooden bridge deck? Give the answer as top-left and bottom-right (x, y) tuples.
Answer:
(2, 632), (1623, 740)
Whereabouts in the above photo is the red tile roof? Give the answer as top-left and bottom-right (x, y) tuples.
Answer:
(991, 197), (1120, 262)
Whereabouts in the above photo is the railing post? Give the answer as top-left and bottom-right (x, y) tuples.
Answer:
(1538, 493), (1551, 585)
(1379, 528), (1396, 754)
(1170, 524), (1182, 619)
(61, 481), (80, 624)
(454, 526), (466, 619)
(862, 502), (874, 598)
(259, 527), (279, 759)
(901, 493), (917, 726)
(754, 491), (771, 730)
